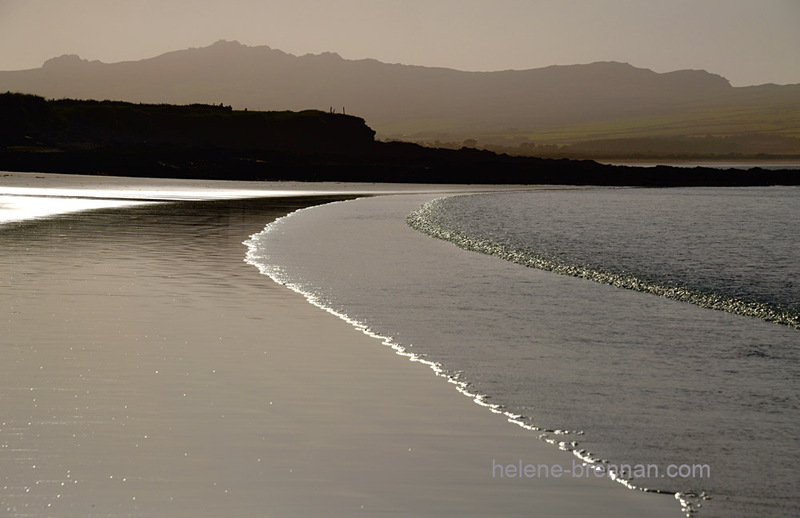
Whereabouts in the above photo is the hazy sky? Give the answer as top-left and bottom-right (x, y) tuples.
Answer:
(1, 0), (798, 86)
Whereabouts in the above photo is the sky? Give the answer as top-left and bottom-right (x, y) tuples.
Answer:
(1, 0), (799, 86)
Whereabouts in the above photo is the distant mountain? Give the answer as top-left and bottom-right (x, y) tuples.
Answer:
(2, 40), (799, 152)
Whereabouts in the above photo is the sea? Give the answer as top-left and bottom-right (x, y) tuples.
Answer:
(244, 186), (800, 518)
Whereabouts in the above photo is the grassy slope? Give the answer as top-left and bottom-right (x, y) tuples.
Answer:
(385, 86), (800, 156)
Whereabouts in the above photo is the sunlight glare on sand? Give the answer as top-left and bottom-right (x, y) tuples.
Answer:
(0, 186), (324, 224)
(0, 194), (155, 224)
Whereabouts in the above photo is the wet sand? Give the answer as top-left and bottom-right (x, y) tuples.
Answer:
(0, 175), (680, 517)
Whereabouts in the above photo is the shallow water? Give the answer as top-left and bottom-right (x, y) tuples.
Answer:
(246, 189), (800, 518)
(0, 197), (353, 517)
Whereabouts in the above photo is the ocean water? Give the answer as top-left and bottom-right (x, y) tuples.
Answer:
(245, 187), (799, 518)
(408, 188), (800, 328)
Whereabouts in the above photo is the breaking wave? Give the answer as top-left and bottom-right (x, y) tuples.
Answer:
(407, 193), (799, 330)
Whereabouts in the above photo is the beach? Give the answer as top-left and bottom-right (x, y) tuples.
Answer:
(1, 172), (680, 517)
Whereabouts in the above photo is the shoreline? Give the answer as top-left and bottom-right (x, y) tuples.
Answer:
(0, 170), (520, 224)
(0, 175), (680, 516)
(597, 158), (800, 169)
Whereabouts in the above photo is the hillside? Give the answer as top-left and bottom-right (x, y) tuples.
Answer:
(2, 40), (799, 157)
(0, 93), (375, 153)
(1, 93), (797, 186)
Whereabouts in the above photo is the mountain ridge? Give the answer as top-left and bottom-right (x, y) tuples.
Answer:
(29, 40), (733, 86)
